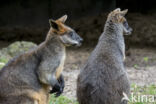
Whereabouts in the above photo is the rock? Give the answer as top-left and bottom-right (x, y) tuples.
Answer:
(0, 41), (37, 69)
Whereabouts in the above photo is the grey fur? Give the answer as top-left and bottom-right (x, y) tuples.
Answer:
(77, 13), (131, 104)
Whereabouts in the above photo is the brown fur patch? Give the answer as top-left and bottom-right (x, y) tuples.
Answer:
(50, 20), (71, 35)
(119, 16), (126, 23)
(107, 11), (126, 23)
(8, 85), (50, 104)
(26, 88), (49, 104)
(25, 84), (50, 104)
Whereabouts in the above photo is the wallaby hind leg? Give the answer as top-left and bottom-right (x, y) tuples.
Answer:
(18, 96), (35, 104)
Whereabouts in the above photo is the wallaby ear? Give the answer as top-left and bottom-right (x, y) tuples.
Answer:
(49, 19), (59, 30)
(113, 8), (121, 12)
(120, 9), (128, 16)
(57, 15), (68, 23)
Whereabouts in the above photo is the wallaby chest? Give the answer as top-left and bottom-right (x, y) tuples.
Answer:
(55, 51), (66, 79)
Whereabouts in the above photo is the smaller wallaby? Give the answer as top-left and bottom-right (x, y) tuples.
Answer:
(77, 8), (132, 104)
(0, 15), (83, 104)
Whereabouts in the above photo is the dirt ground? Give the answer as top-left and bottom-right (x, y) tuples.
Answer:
(63, 46), (156, 99)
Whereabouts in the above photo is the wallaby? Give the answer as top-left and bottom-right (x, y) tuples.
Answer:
(77, 8), (132, 104)
(0, 15), (83, 104)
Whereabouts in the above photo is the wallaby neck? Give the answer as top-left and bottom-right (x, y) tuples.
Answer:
(99, 20), (125, 59)
(36, 33), (65, 58)
(102, 20), (123, 40)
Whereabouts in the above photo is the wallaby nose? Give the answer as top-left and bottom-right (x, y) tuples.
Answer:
(79, 38), (83, 43)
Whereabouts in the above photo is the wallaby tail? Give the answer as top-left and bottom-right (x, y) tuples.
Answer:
(121, 92), (130, 104)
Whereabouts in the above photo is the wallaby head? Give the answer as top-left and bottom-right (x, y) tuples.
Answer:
(107, 8), (132, 35)
(48, 15), (83, 46)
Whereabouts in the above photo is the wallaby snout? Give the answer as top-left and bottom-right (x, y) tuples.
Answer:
(70, 31), (83, 46)
(60, 31), (83, 46)
(123, 21), (132, 35)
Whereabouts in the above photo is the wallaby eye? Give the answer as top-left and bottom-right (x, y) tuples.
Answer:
(68, 32), (73, 37)
(123, 21), (126, 25)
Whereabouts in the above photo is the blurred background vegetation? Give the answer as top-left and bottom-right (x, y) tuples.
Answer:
(0, 0), (156, 47)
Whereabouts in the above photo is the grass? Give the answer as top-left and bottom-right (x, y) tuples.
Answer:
(129, 84), (156, 104)
(0, 57), (8, 69)
(49, 84), (156, 104)
(49, 94), (78, 104)
(134, 64), (139, 69)
(143, 57), (149, 62)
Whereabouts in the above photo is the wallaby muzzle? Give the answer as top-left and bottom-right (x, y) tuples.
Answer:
(123, 21), (132, 35)
(60, 31), (83, 46)
(71, 32), (83, 46)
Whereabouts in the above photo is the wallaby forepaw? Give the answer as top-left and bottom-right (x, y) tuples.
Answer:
(49, 83), (64, 97)
(49, 74), (65, 97)
(50, 88), (63, 97)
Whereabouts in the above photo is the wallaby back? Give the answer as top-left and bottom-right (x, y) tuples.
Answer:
(77, 8), (131, 104)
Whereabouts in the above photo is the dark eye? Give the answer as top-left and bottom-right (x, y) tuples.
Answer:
(68, 32), (73, 37)
(123, 21), (127, 25)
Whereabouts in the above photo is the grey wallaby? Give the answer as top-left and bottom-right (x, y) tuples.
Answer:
(0, 15), (83, 104)
(77, 8), (132, 104)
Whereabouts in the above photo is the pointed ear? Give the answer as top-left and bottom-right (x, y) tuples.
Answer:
(113, 8), (121, 12)
(57, 15), (68, 23)
(49, 19), (59, 30)
(120, 9), (128, 16)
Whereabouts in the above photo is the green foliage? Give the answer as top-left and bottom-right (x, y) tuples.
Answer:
(0, 41), (37, 70)
(49, 94), (78, 104)
(4, 41), (37, 57)
(0, 64), (5, 69)
(0, 57), (8, 63)
(134, 64), (138, 69)
(49, 84), (156, 104)
(129, 84), (156, 104)
(143, 57), (149, 62)
(0, 56), (8, 69)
